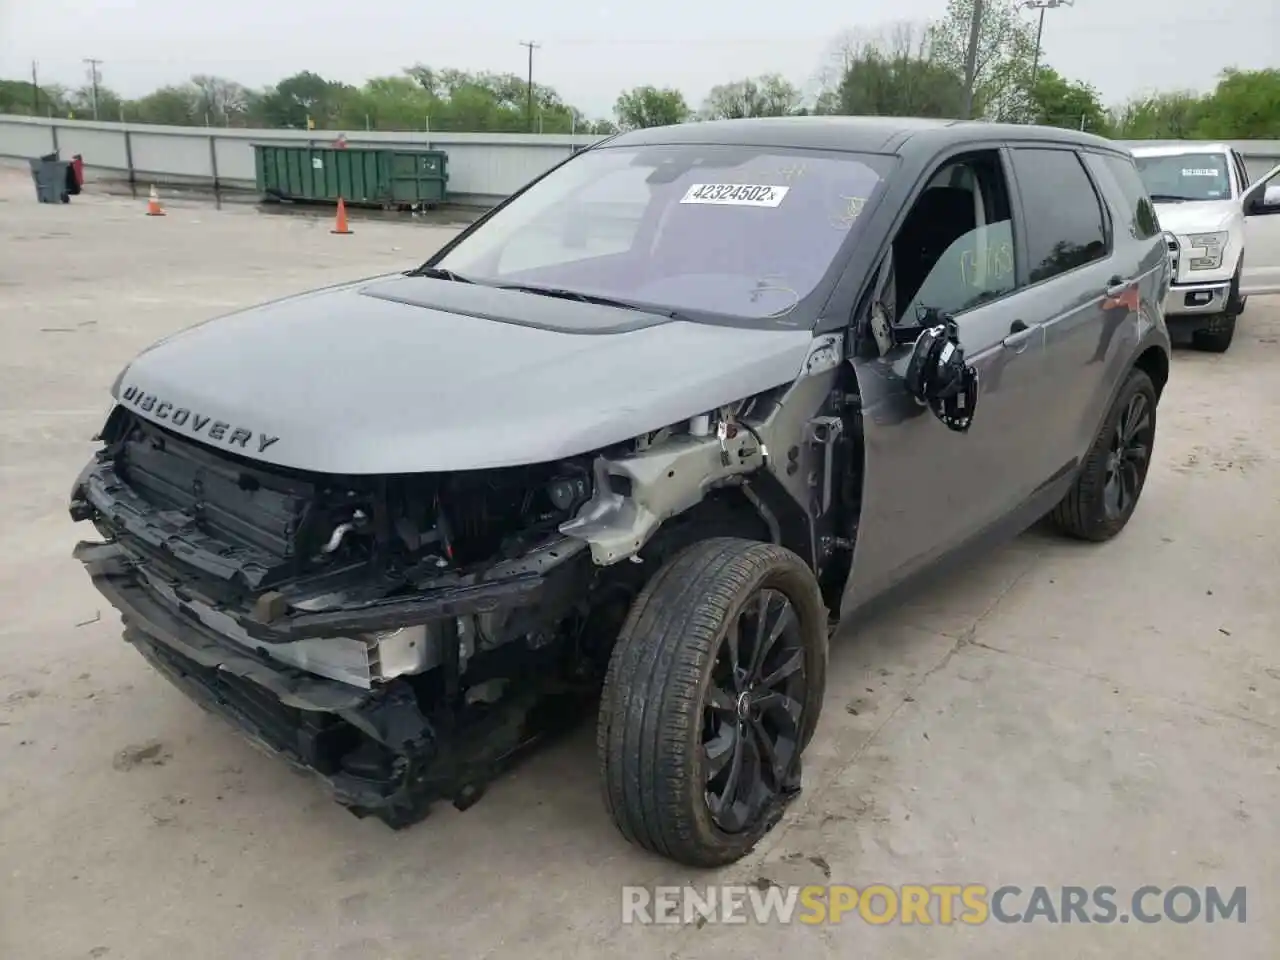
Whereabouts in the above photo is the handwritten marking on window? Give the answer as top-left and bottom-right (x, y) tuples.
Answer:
(959, 242), (1014, 288)
(830, 195), (868, 230)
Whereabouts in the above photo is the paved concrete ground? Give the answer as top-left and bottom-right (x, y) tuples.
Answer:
(1, 168), (1276, 959)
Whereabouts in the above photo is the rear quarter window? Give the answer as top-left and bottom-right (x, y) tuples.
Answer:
(1096, 154), (1162, 240)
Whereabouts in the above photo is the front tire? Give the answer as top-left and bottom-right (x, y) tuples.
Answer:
(1050, 368), (1157, 542)
(597, 538), (827, 867)
(1192, 270), (1241, 353)
(1192, 312), (1236, 353)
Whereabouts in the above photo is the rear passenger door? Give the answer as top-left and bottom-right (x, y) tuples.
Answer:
(1006, 147), (1122, 480)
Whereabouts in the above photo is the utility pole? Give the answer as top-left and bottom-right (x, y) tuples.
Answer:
(519, 40), (540, 133)
(1016, 0), (1074, 91)
(961, 0), (984, 120)
(31, 61), (40, 114)
(83, 58), (103, 120)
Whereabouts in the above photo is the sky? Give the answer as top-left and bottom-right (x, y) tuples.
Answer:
(1, 0), (1275, 119)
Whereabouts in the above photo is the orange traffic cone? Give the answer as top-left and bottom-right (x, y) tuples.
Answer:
(331, 196), (353, 235)
(145, 184), (165, 217)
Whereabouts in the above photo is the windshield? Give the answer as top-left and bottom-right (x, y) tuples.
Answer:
(1133, 153), (1234, 202)
(432, 143), (893, 327)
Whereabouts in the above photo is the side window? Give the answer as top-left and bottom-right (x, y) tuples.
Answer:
(902, 221), (1017, 321)
(893, 151), (1017, 323)
(1010, 148), (1109, 284)
(1098, 153), (1161, 240)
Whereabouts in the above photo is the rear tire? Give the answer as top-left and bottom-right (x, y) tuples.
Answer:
(1050, 369), (1157, 542)
(597, 538), (827, 867)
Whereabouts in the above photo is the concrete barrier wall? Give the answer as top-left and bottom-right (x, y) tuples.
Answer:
(3, 115), (1277, 207)
(0, 115), (607, 206)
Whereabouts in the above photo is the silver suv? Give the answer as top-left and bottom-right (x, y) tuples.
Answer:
(71, 117), (1171, 867)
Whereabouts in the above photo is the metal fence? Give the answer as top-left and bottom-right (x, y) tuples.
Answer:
(0, 115), (607, 207)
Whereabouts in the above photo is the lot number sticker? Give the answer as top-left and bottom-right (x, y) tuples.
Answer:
(1182, 168), (1221, 177)
(680, 183), (790, 207)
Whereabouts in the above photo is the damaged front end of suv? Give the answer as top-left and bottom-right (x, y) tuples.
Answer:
(70, 381), (784, 826)
(69, 131), (916, 866)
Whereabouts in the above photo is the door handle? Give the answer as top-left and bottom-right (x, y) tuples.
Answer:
(1104, 276), (1140, 310)
(1002, 319), (1035, 352)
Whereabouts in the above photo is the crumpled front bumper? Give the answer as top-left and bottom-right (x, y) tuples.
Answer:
(70, 431), (595, 824)
(79, 541), (438, 818)
(76, 541), (564, 824)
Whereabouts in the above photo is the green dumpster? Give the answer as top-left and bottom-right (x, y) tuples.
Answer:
(253, 144), (448, 209)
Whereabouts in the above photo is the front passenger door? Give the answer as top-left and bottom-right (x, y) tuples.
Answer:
(847, 157), (1044, 606)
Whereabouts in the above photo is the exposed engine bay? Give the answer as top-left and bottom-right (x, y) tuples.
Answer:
(74, 408), (612, 685)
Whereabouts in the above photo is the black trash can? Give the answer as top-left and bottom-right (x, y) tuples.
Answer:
(29, 152), (77, 203)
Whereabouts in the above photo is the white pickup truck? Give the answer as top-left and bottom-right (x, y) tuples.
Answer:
(1129, 142), (1280, 352)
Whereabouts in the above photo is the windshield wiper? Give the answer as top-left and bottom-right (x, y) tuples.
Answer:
(1148, 193), (1191, 203)
(409, 265), (476, 283)
(495, 283), (680, 318)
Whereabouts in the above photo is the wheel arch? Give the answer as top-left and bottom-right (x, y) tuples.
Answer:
(1133, 344), (1170, 400)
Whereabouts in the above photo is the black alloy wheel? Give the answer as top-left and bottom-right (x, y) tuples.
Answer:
(1049, 367), (1158, 542)
(702, 588), (807, 833)
(1102, 389), (1154, 521)
(597, 538), (827, 867)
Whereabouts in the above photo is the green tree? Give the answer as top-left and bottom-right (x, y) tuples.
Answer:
(929, 0), (1038, 120)
(822, 24), (967, 117)
(0, 79), (65, 115)
(339, 75), (436, 131)
(67, 84), (126, 121)
(1195, 68), (1280, 139)
(614, 85), (691, 129)
(1110, 91), (1206, 139)
(131, 85), (201, 125)
(403, 65), (580, 132)
(701, 74), (802, 119)
(1029, 67), (1109, 134)
(256, 71), (354, 128)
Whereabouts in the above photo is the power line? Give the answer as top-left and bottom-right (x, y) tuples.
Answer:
(518, 40), (541, 133)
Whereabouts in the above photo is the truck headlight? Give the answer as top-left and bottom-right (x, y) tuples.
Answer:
(1187, 232), (1227, 270)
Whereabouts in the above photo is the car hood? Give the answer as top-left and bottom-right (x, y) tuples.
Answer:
(1154, 199), (1238, 236)
(113, 275), (814, 474)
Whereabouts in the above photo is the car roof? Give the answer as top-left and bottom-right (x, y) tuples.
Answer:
(1126, 141), (1235, 158)
(605, 116), (1121, 157)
